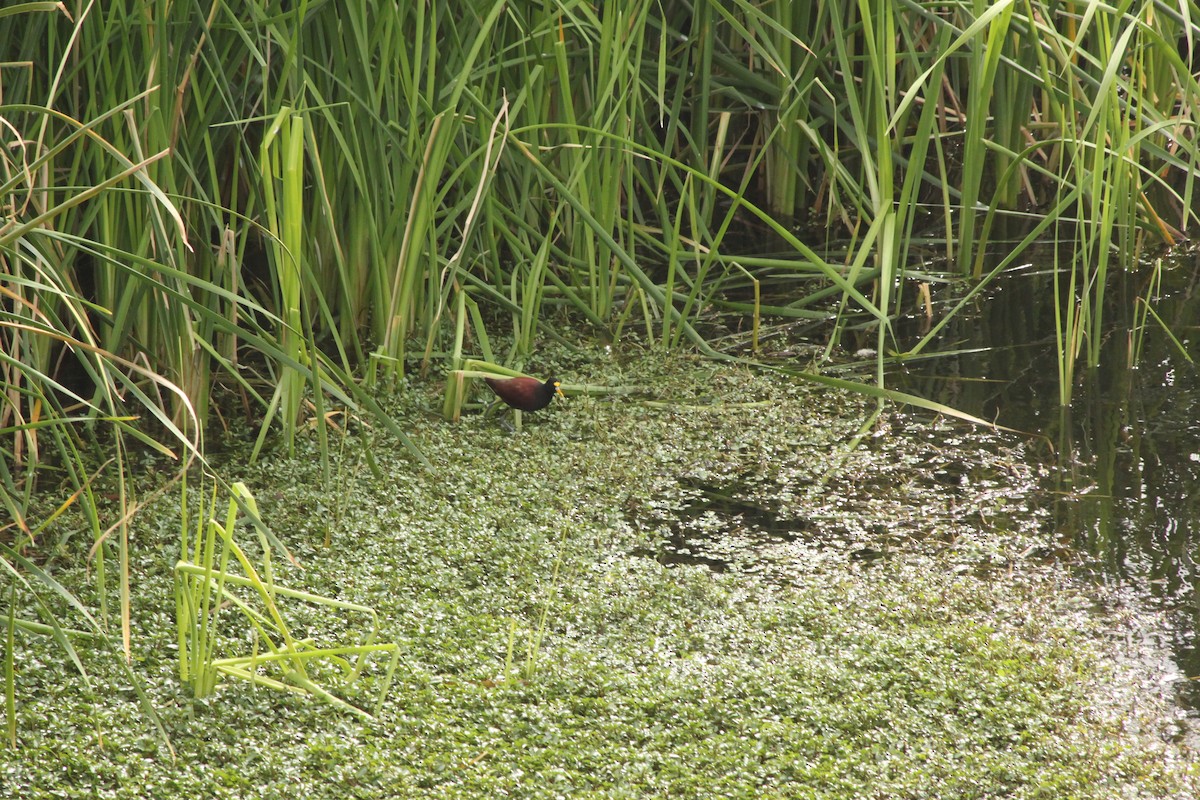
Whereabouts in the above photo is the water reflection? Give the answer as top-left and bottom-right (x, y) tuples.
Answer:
(893, 259), (1200, 718)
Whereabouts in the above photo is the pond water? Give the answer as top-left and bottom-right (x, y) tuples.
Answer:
(890, 255), (1200, 732)
(647, 250), (1200, 740)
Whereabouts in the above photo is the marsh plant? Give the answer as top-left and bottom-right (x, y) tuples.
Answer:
(173, 479), (400, 718)
(3, 0), (1200, 739)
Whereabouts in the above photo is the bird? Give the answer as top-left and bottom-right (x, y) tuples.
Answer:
(483, 375), (564, 412)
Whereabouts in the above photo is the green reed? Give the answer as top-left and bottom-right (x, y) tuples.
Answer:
(5, 0), (1200, 729)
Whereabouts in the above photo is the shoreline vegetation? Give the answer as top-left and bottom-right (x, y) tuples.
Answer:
(6, 2), (1200, 795)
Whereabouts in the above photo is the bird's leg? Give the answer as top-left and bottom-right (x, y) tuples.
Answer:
(481, 396), (515, 430)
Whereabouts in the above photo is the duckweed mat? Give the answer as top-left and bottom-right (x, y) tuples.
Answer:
(4, 348), (1196, 798)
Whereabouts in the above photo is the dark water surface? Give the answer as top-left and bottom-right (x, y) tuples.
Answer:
(892, 255), (1200, 729)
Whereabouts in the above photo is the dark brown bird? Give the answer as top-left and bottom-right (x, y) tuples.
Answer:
(484, 375), (564, 412)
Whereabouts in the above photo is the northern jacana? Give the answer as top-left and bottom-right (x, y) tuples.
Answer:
(484, 375), (564, 413)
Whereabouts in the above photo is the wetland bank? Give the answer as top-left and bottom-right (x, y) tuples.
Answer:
(12, 2), (1200, 797)
(6, 349), (1197, 798)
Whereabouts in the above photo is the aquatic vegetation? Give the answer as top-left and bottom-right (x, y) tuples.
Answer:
(3, 351), (1195, 798)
